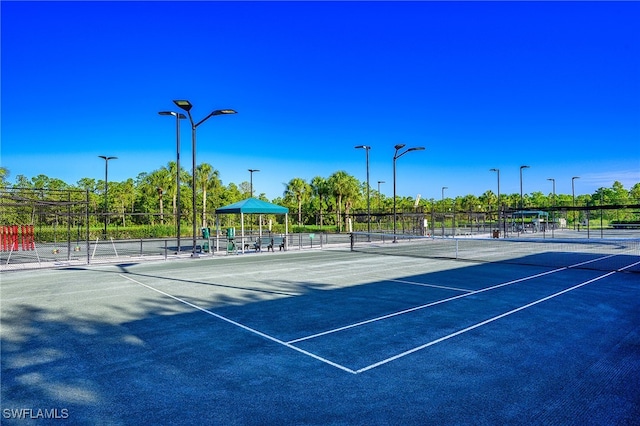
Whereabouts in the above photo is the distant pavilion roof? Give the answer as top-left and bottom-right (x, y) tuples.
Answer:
(511, 210), (549, 217)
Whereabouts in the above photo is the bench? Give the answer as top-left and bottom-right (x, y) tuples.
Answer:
(239, 237), (286, 253)
(243, 240), (262, 251)
(266, 237), (286, 252)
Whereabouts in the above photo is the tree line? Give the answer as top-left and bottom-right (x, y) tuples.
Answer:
(1, 165), (639, 233)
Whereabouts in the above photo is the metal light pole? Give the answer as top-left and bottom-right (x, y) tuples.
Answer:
(159, 111), (186, 253)
(572, 176), (580, 230)
(519, 165), (530, 234)
(98, 156), (117, 238)
(441, 186), (448, 237)
(393, 144), (425, 242)
(490, 168), (500, 236)
(355, 145), (371, 236)
(173, 100), (237, 257)
(600, 189), (604, 239)
(547, 178), (555, 237)
(377, 180), (385, 211)
(248, 169), (260, 197)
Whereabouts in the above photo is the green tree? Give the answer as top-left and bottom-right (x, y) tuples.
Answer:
(284, 177), (310, 225)
(196, 163), (221, 228)
(610, 181), (630, 205)
(110, 179), (136, 226)
(630, 183), (640, 202)
(0, 167), (9, 189)
(165, 161), (189, 221)
(140, 168), (171, 224)
(310, 176), (330, 228)
(478, 190), (496, 220)
(328, 171), (360, 232)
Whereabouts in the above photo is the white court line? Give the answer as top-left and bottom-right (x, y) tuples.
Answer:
(288, 252), (634, 345)
(117, 273), (358, 375)
(568, 253), (617, 269)
(357, 269), (619, 373)
(286, 267), (566, 344)
(389, 279), (473, 293)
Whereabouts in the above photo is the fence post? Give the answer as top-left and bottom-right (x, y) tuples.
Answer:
(86, 189), (91, 265)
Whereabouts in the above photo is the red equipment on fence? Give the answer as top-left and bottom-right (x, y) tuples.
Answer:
(1, 226), (7, 251)
(21, 225), (35, 251)
(1, 225), (35, 251)
(11, 225), (18, 251)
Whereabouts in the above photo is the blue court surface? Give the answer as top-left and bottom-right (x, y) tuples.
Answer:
(2, 248), (639, 424)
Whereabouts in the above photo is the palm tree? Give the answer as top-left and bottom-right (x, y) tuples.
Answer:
(141, 168), (171, 224)
(328, 171), (360, 232)
(284, 177), (310, 225)
(165, 161), (181, 219)
(310, 176), (329, 228)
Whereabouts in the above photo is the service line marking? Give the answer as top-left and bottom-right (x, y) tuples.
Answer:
(356, 269), (618, 373)
(286, 267), (566, 344)
(118, 273), (358, 375)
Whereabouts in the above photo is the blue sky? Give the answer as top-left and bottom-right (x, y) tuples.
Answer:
(2, 1), (639, 201)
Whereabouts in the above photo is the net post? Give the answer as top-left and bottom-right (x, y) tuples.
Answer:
(350, 233), (354, 251)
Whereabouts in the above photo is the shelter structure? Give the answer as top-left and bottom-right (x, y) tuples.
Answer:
(214, 198), (289, 252)
(509, 210), (549, 232)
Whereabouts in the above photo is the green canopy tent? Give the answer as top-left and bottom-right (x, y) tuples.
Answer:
(215, 198), (289, 252)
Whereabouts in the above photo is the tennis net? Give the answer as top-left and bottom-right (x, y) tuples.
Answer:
(350, 232), (640, 273)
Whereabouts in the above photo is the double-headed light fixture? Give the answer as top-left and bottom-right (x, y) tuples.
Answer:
(168, 100), (237, 257)
(393, 144), (425, 241)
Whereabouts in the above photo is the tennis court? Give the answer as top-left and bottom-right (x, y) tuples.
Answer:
(2, 239), (639, 424)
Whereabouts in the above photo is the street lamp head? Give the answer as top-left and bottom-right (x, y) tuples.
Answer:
(158, 111), (186, 119)
(355, 145), (370, 150)
(211, 109), (237, 116)
(98, 155), (118, 160)
(173, 100), (193, 112)
(394, 144), (406, 150)
(248, 169), (260, 173)
(520, 165), (530, 170)
(490, 168), (499, 172)
(407, 147), (425, 152)
(572, 176), (580, 180)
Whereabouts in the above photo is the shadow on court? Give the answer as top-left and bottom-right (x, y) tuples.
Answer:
(1, 253), (639, 424)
